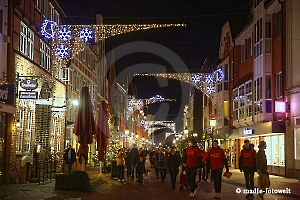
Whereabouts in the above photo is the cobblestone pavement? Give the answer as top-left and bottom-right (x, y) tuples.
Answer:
(0, 165), (299, 200)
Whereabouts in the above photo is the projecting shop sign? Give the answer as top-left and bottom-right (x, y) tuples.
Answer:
(20, 79), (38, 90)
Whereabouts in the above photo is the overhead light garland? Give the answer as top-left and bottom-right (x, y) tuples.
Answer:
(135, 71), (224, 98)
(40, 20), (186, 62)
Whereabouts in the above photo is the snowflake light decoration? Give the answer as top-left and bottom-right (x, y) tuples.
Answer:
(205, 75), (213, 83)
(80, 27), (94, 43)
(141, 119), (145, 125)
(214, 69), (224, 82)
(137, 99), (143, 106)
(55, 45), (70, 58)
(129, 100), (134, 106)
(128, 106), (133, 111)
(206, 85), (215, 94)
(191, 75), (200, 84)
(58, 27), (72, 41)
(41, 20), (57, 39)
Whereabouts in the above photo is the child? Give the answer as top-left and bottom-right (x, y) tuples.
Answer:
(136, 156), (146, 186)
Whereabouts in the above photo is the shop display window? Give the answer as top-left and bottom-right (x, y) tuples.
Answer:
(264, 134), (285, 166)
(295, 127), (300, 160)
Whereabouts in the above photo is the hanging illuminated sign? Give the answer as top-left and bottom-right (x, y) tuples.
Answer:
(275, 101), (285, 112)
(20, 79), (38, 90)
(19, 91), (38, 99)
(244, 128), (254, 135)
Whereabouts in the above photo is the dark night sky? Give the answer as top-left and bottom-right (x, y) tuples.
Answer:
(59, 0), (250, 125)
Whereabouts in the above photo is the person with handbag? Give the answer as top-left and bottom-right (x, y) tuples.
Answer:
(256, 141), (269, 200)
(239, 140), (257, 199)
(182, 137), (202, 198)
(116, 149), (127, 182)
(207, 140), (229, 198)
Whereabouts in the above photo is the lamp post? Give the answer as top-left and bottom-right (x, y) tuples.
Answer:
(125, 127), (129, 148)
(184, 126), (188, 137)
(209, 115), (216, 147)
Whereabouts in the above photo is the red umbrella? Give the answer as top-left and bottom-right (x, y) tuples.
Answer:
(95, 100), (110, 162)
(74, 87), (96, 165)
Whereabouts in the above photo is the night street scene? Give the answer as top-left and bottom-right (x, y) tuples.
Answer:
(1, 0), (300, 200)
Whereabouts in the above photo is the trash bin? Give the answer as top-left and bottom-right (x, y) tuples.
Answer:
(111, 160), (119, 179)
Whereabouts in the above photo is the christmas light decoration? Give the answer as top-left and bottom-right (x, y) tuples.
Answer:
(206, 85), (215, 94)
(135, 71), (224, 98)
(40, 20), (186, 61)
(80, 27), (94, 43)
(55, 44), (70, 58)
(41, 20), (57, 39)
(57, 27), (72, 41)
(192, 75), (200, 84)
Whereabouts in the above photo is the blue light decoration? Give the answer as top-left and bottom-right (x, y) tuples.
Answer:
(150, 95), (164, 100)
(128, 106), (133, 111)
(137, 99), (143, 106)
(129, 100), (134, 106)
(141, 119), (145, 125)
(214, 68), (224, 82)
(205, 75), (213, 83)
(55, 45), (70, 58)
(57, 27), (72, 41)
(206, 85), (215, 94)
(41, 20), (57, 39)
(191, 75), (200, 84)
(80, 27), (94, 43)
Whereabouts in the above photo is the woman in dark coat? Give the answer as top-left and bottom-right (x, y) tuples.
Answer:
(167, 149), (181, 189)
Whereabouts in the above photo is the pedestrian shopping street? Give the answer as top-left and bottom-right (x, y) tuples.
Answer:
(1, 163), (300, 200)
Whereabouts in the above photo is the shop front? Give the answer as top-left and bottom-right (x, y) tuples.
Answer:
(13, 55), (66, 177)
(230, 121), (285, 175)
(0, 83), (16, 179)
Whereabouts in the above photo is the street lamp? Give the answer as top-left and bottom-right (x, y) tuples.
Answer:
(209, 115), (216, 146)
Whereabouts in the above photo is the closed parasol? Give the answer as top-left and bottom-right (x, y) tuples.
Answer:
(95, 99), (110, 162)
(74, 87), (96, 169)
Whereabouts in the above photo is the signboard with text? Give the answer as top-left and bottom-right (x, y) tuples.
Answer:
(275, 101), (285, 112)
(19, 91), (38, 99)
(244, 128), (254, 135)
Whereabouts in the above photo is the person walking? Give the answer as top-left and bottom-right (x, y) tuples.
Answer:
(239, 139), (257, 199)
(116, 149), (127, 182)
(207, 140), (229, 198)
(256, 141), (269, 200)
(128, 144), (139, 180)
(136, 156), (146, 186)
(167, 149), (181, 189)
(182, 138), (202, 198)
(158, 151), (168, 183)
(63, 145), (76, 173)
(198, 144), (208, 183)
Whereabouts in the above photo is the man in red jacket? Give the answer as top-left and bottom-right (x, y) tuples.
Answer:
(207, 140), (229, 198)
(182, 137), (202, 198)
(239, 139), (257, 199)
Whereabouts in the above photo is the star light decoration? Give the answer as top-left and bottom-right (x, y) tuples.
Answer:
(135, 70), (224, 98)
(40, 19), (186, 61)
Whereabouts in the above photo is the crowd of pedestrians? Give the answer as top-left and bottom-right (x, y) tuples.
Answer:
(113, 137), (269, 199)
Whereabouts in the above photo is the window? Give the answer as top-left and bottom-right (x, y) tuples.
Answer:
(50, 3), (55, 21)
(40, 40), (51, 71)
(20, 22), (34, 60)
(275, 10), (282, 37)
(16, 109), (25, 154)
(295, 120), (300, 164)
(43, 0), (49, 18)
(276, 72), (283, 98)
(245, 81), (252, 117)
(72, 72), (77, 92)
(266, 75), (272, 99)
(246, 37), (252, 58)
(55, 10), (60, 25)
(265, 18), (271, 38)
(254, 18), (263, 58)
(254, 77), (263, 115)
(35, 0), (42, 10)
(233, 89), (239, 121)
(254, 0), (262, 8)
(241, 44), (245, 63)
